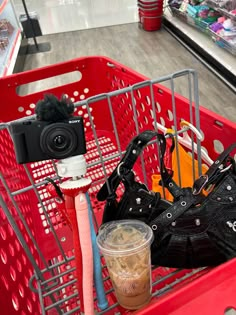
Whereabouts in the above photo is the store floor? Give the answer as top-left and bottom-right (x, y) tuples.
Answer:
(12, 0), (138, 34)
(21, 23), (235, 123)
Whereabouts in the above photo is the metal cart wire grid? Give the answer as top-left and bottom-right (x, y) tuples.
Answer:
(0, 56), (236, 315)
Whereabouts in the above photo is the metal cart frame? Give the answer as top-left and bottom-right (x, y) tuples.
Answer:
(0, 56), (235, 315)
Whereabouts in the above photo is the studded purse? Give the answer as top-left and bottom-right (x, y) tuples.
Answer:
(97, 130), (236, 268)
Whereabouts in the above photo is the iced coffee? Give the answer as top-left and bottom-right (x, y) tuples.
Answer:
(97, 220), (153, 310)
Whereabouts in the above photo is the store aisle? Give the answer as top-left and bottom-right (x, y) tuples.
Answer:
(21, 23), (236, 122)
(12, 0), (138, 34)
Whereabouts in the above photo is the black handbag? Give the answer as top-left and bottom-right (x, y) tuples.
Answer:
(97, 130), (236, 269)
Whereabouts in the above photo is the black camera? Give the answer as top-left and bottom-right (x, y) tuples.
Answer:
(10, 116), (86, 164)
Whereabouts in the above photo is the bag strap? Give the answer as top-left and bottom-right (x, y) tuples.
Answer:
(150, 142), (236, 233)
(97, 130), (169, 201)
(160, 141), (236, 198)
(193, 142), (236, 195)
(149, 191), (199, 232)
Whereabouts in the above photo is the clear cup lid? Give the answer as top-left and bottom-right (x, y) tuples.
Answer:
(96, 220), (153, 256)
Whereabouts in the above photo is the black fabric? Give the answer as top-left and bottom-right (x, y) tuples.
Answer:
(97, 131), (167, 202)
(150, 172), (236, 267)
(102, 170), (172, 225)
(97, 130), (236, 268)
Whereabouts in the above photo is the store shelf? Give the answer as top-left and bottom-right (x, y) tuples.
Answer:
(163, 8), (236, 91)
(2, 29), (21, 76)
(209, 29), (236, 56)
(0, 0), (22, 76)
(170, 7), (211, 34)
(217, 7), (236, 21)
(205, 0), (236, 21)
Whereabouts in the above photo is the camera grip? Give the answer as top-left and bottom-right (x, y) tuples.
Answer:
(11, 132), (27, 164)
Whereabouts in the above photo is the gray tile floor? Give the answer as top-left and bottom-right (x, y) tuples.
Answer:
(12, 0), (236, 82)
(21, 23), (235, 123)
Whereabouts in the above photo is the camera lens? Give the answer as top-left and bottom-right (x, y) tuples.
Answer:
(53, 135), (67, 149)
(40, 123), (78, 159)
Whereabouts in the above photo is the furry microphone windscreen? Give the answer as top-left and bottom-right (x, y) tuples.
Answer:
(35, 94), (75, 122)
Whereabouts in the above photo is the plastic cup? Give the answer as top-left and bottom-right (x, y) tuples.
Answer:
(97, 220), (153, 310)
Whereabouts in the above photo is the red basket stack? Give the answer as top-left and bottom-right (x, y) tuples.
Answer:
(138, 0), (164, 31)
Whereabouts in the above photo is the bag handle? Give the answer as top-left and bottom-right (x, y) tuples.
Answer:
(193, 142), (236, 195)
(160, 141), (236, 198)
(149, 192), (198, 232)
(97, 130), (170, 201)
(150, 142), (236, 234)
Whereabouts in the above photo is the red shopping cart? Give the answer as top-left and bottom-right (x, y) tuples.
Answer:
(0, 56), (235, 315)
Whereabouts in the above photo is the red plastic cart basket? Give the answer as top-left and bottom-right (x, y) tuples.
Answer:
(0, 56), (236, 315)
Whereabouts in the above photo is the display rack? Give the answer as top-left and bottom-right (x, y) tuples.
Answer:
(169, 7), (211, 34)
(204, 0), (236, 56)
(163, 8), (236, 92)
(209, 28), (236, 56)
(168, 6), (236, 56)
(205, 0), (236, 21)
(0, 0), (22, 76)
(167, 0), (236, 55)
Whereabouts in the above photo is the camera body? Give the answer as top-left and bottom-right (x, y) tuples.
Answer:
(10, 116), (86, 164)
